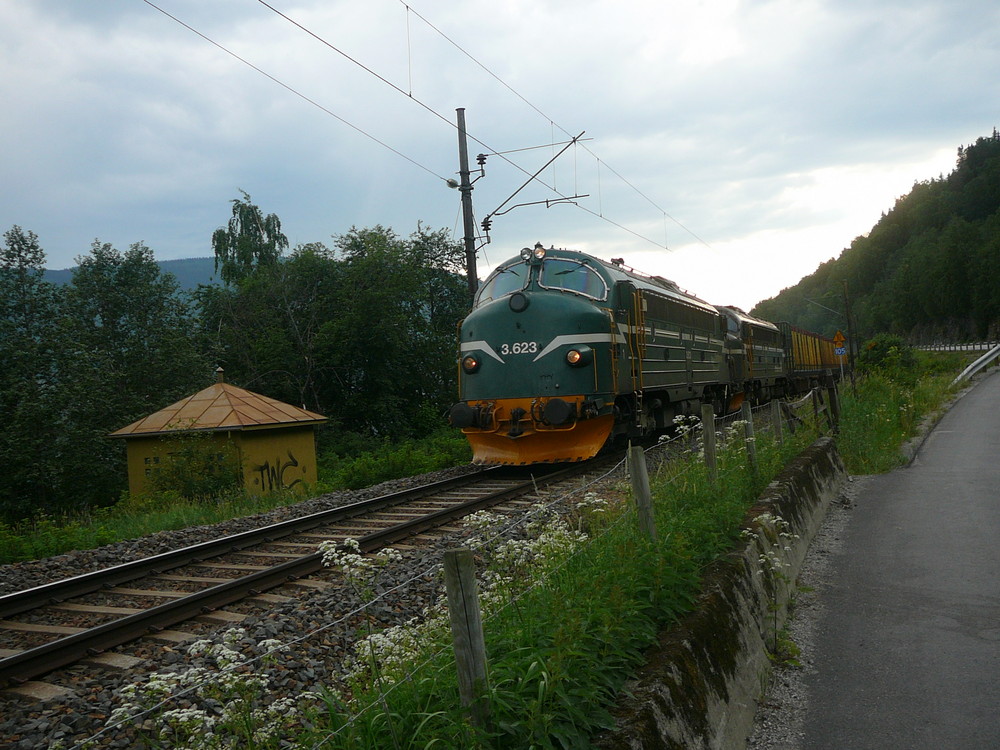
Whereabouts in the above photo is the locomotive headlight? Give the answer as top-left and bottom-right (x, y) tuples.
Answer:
(565, 345), (592, 367)
(520, 247), (532, 261)
(533, 242), (546, 260)
(461, 355), (481, 373)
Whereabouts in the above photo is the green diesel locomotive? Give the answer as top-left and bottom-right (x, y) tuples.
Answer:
(449, 243), (839, 465)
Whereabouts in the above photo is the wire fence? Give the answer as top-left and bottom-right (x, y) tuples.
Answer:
(303, 392), (835, 746)
(68, 390), (836, 749)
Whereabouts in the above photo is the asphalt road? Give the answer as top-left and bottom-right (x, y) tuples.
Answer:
(801, 371), (1000, 749)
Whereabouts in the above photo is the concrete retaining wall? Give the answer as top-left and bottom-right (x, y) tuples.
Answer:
(595, 437), (847, 750)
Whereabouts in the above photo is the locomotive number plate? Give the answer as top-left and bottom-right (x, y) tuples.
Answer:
(500, 341), (538, 355)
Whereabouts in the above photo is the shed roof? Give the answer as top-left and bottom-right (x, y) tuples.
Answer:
(109, 382), (327, 438)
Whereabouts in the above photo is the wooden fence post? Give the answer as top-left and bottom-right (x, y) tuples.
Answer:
(783, 400), (798, 435)
(628, 443), (657, 542)
(824, 369), (841, 434)
(740, 401), (757, 472)
(443, 548), (491, 733)
(701, 403), (717, 482)
(771, 398), (784, 445)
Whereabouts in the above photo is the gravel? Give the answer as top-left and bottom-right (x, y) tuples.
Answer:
(0, 462), (613, 749)
(745, 475), (868, 750)
(0, 464), (482, 596)
(2, 450), (872, 749)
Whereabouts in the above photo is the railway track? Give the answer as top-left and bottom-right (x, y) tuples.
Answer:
(0, 458), (619, 693)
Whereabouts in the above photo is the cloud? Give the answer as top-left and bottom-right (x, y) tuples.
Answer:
(0, 0), (995, 309)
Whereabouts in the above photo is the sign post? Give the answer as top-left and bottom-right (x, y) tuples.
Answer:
(833, 330), (846, 380)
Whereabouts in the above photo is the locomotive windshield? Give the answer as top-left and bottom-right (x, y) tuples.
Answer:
(476, 262), (528, 305)
(539, 258), (607, 300)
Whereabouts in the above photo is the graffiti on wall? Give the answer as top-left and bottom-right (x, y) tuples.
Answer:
(251, 450), (306, 492)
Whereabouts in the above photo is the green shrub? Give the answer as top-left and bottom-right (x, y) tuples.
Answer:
(115, 488), (188, 516)
(0, 512), (119, 562)
(319, 431), (471, 490)
(914, 349), (972, 376)
(837, 365), (957, 474)
(857, 334), (918, 384)
(148, 432), (242, 500)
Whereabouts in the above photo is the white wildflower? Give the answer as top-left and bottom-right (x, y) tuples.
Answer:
(222, 627), (247, 646)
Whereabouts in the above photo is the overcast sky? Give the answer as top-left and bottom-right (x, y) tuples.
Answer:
(1, 0), (997, 310)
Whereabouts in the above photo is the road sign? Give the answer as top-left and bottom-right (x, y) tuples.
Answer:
(833, 330), (846, 345)
(835, 346), (846, 356)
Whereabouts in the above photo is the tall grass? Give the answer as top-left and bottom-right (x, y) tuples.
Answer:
(837, 350), (965, 473)
(68, 354), (971, 749)
(0, 487), (305, 564)
(0, 429), (472, 565)
(297, 420), (816, 749)
(317, 431), (472, 490)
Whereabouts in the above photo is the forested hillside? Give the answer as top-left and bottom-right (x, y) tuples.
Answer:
(0, 193), (467, 523)
(752, 130), (1000, 342)
(8, 131), (999, 524)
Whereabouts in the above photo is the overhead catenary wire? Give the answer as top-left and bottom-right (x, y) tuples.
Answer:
(252, 1), (563, 190)
(149, 0), (702, 253)
(140, 1), (490, 251)
(396, 0), (712, 249)
(258, 0), (699, 251)
(141, 0), (449, 184)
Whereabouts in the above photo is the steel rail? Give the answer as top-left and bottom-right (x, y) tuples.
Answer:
(0, 461), (592, 687)
(0, 467), (513, 620)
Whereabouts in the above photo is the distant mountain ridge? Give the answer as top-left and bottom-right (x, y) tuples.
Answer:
(44, 257), (221, 291)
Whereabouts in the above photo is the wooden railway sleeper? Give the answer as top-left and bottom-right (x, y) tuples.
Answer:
(0, 461), (595, 689)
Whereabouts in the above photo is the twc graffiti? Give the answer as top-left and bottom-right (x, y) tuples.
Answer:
(251, 450), (305, 492)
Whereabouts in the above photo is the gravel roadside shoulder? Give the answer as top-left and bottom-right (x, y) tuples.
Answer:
(745, 473), (868, 750)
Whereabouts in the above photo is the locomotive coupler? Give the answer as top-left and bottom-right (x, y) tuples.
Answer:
(507, 407), (527, 438)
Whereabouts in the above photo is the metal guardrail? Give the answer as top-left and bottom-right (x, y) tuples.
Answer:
(914, 341), (999, 352)
(951, 344), (1000, 386)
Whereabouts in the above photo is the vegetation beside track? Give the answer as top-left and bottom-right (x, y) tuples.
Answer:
(3, 345), (982, 749)
(290, 347), (975, 748)
(0, 428), (471, 564)
(290, 416), (818, 749)
(837, 344), (971, 473)
(0, 347), (969, 568)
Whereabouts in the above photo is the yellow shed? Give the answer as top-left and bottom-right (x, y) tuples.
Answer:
(110, 369), (327, 497)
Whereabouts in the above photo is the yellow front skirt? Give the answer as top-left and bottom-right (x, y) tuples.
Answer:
(461, 396), (614, 465)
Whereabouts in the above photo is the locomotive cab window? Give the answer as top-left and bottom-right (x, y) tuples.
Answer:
(538, 259), (607, 300)
(476, 262), (528, 305)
